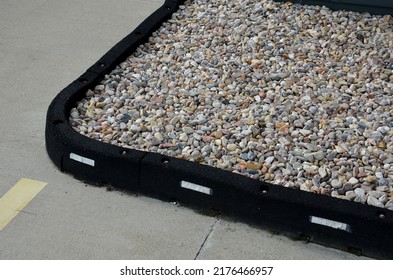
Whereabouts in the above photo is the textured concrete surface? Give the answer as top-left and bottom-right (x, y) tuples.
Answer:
(0, 0), (367, 259)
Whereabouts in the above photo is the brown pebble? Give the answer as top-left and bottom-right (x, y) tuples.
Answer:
(212, 131), (223, 138)
(202, 135), (215, 142)
(162, 143), (175, 148)
(243, 162), (262, 170)
(150, 96), (164, 103)
(357, 172), (368, 178)
(320, 187), (330, 195)
(378, 141), (386, 149)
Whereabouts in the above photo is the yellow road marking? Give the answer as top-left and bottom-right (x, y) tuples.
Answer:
(0, 178), (47, 231)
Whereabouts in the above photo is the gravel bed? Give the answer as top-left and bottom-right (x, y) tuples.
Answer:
(70, 0), (393, 209)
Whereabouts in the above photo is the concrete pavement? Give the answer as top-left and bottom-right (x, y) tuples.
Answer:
(0, 0), (367, 259)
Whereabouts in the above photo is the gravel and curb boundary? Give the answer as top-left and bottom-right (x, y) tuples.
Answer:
(46, 0), (393, 259)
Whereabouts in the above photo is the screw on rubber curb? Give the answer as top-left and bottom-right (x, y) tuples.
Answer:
(45, 0), (393, 259)
(274, 0), (393, 16)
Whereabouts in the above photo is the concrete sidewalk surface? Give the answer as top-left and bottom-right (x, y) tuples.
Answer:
(0, 0), (366, 259)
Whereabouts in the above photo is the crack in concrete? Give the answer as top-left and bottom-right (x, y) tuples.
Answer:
(194, 218), (220, 260)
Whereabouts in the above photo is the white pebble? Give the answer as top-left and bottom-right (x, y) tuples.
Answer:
(227, 144), (237, 151)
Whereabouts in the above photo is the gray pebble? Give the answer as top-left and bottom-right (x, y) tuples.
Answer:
(314, 151), (325, 161)
(331, 179), (342, 189)
(354, 188), (365, 196)
(309, 106), (318, 115)
(179, 133), (188, 142)
(265, 156), (275, 164)
(385, 201), (393, 210)
(367, 196), (384, 208)
(343, 183), (353, 192)
(130, 125), (140, 133)
(154, 132), (164, 142)
(120, 114), (131, 123)
(182, 126), (194, 134)
(318, 166), (327, 178)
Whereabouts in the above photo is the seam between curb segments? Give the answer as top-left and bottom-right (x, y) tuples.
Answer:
(137, 152), (150, 193)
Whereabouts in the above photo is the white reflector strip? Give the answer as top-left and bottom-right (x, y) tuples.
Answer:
(310, 216), (351, 233)
(70, 153), (95, 167)
(180, 181), (213, 195)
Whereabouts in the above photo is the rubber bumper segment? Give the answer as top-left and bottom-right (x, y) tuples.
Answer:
(273, 0), (393, 15)
(141, 153), (393, 259)
(45, 0), (393, 259)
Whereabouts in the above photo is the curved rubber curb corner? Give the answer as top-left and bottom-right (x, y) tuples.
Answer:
(46, 0), (393, 259)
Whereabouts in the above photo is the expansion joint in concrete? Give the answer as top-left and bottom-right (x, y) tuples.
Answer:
(194, 219), (220, 260)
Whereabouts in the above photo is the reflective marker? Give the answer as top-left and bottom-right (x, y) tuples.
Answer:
(180, 181), (213, 195)
(310, 216), (351, 233)
(70, 153), (95, 167)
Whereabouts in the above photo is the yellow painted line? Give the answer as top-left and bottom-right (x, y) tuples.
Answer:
(0, 178), (47, 231)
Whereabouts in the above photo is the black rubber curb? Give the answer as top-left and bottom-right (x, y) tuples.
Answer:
(46, 0), (393, 259)
(274, 0), (393, 15)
